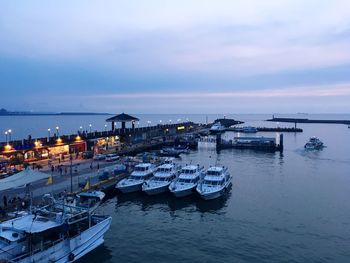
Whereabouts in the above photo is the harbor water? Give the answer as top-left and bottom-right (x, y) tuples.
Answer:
(1, 114), (350, 262)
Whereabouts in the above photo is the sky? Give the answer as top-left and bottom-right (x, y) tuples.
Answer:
(1, 0), (350, 113)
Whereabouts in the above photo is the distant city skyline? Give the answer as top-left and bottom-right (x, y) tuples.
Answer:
(1, 0), (350, 113)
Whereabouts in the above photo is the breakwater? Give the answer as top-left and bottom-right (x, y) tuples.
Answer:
(267, 117), (350, 125)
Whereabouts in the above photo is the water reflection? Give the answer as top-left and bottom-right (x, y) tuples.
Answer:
(78, 244), (113, 263)
(114, 190), (230, 214)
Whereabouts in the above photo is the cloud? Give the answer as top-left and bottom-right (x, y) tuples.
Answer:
(90, 82), (350, 99)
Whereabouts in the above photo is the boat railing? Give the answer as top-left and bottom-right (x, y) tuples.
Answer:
(8, 236), (66, 262)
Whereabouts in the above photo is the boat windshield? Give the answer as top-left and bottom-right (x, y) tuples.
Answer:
(158, 168), (171, 173)
(135, 167), (147, 172)
(207, 170), (221, 176)
(204, 180), (223, 185)
(182, 169), (195, 174)
(129, 175), (144, 180)
(178, 178), (194, 183)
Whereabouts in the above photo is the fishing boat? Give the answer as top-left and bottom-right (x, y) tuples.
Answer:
(169, 165), (204, 197)
(304, 137), (324, 150)
(196, 166), (232, 200)
(142, 163), (180, 195)
(116, 163), (156, 193)
(0, 201), (111, 262)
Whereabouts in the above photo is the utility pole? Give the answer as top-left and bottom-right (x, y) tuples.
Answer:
(70, 154), (73, 193)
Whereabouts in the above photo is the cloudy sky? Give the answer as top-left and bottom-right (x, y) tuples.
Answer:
(1, 0), (350, 113)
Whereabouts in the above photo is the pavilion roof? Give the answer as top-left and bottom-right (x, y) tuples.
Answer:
(106, 113), (139, 122)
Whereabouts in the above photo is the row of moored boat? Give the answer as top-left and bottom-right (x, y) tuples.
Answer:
(116, 160), (232, 200)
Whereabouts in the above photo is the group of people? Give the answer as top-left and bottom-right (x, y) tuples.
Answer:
(0, 194), (29, 217)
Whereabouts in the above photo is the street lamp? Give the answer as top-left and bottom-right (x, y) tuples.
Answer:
(79, 126), (83, 134)
(8, 129), (12, 142)
(169, 120), (172, 124)
(47, 128), (51, 142)
(56, 126), (59, 137)
(4, 131), (8, 143)
(104, 124), (107, 132)
(89, 124), (92, 133)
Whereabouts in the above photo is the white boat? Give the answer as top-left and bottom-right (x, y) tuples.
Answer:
(196, 166), (232, 200)
(169, 165), (204, 197)
(209, 122), (226, 134)
(116, 163), (156, 193)
(142, 163), (180, 195)
(0, 202), (111, 263)
(304, 137), (324, 150)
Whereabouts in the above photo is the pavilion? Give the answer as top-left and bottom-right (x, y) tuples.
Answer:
(106, 113), (139, 130)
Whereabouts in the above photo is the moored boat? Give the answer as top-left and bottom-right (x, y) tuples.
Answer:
(196, 166), (232, 200)
(142, 163), (180, 195)
(116, 163), (155, 193)
(169, 165), (204, 197)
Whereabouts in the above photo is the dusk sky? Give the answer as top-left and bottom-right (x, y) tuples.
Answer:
(1, 0), (350, 113)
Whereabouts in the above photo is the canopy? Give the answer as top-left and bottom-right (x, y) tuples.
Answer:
(106, 113), (139, 122)
(0, 168), (49, 191)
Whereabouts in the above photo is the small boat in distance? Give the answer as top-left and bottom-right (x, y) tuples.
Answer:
(169, 165), (204, 197)
(142, 162), (181, 195)
(210, 122), (226, 134)
(116, 163), (156, 193)
(196, 166), (232, 200)
(304, 137), (324, 150)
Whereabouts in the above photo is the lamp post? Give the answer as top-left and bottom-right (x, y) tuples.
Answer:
(56, 126), (59, 137)
(47, 128), (51, 142)
(79, 126), (83, 135)
(4, 131), (8, 144)
(104, 124), (107, 132)
(89, 124), (92, 133)
(8, 129), (12, 142)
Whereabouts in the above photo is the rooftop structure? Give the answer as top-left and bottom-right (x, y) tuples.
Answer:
(106, 113), (139, 130)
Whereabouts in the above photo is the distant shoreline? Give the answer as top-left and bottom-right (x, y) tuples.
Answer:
(0, 112), (112, 116)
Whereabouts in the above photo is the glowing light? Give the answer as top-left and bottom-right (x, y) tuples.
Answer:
(34, 140), (42, 147)
(56, 138), (63, 144)
(177, 126), (185, 130)
(75, 135), (81, 141)
(4, 144), (12, 151)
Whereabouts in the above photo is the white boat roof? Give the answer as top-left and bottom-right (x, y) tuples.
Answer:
(136, 163), (152, 168)
(157, 163), (174, 169)
(207, 166), (224, 172)
(2, 214), (62, 234)
(182, 165), (199, 170)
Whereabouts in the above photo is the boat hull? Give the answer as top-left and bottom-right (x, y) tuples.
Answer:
(143, 184), (170, 195)
(197, 182), (232, 200)
(116, 182), (143, 193)
(170, 185), (196, 197)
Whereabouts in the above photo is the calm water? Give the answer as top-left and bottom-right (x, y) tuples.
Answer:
(2, 114), (350, 262)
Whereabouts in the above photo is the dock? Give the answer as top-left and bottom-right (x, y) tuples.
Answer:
(216, 133), (283, 152)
